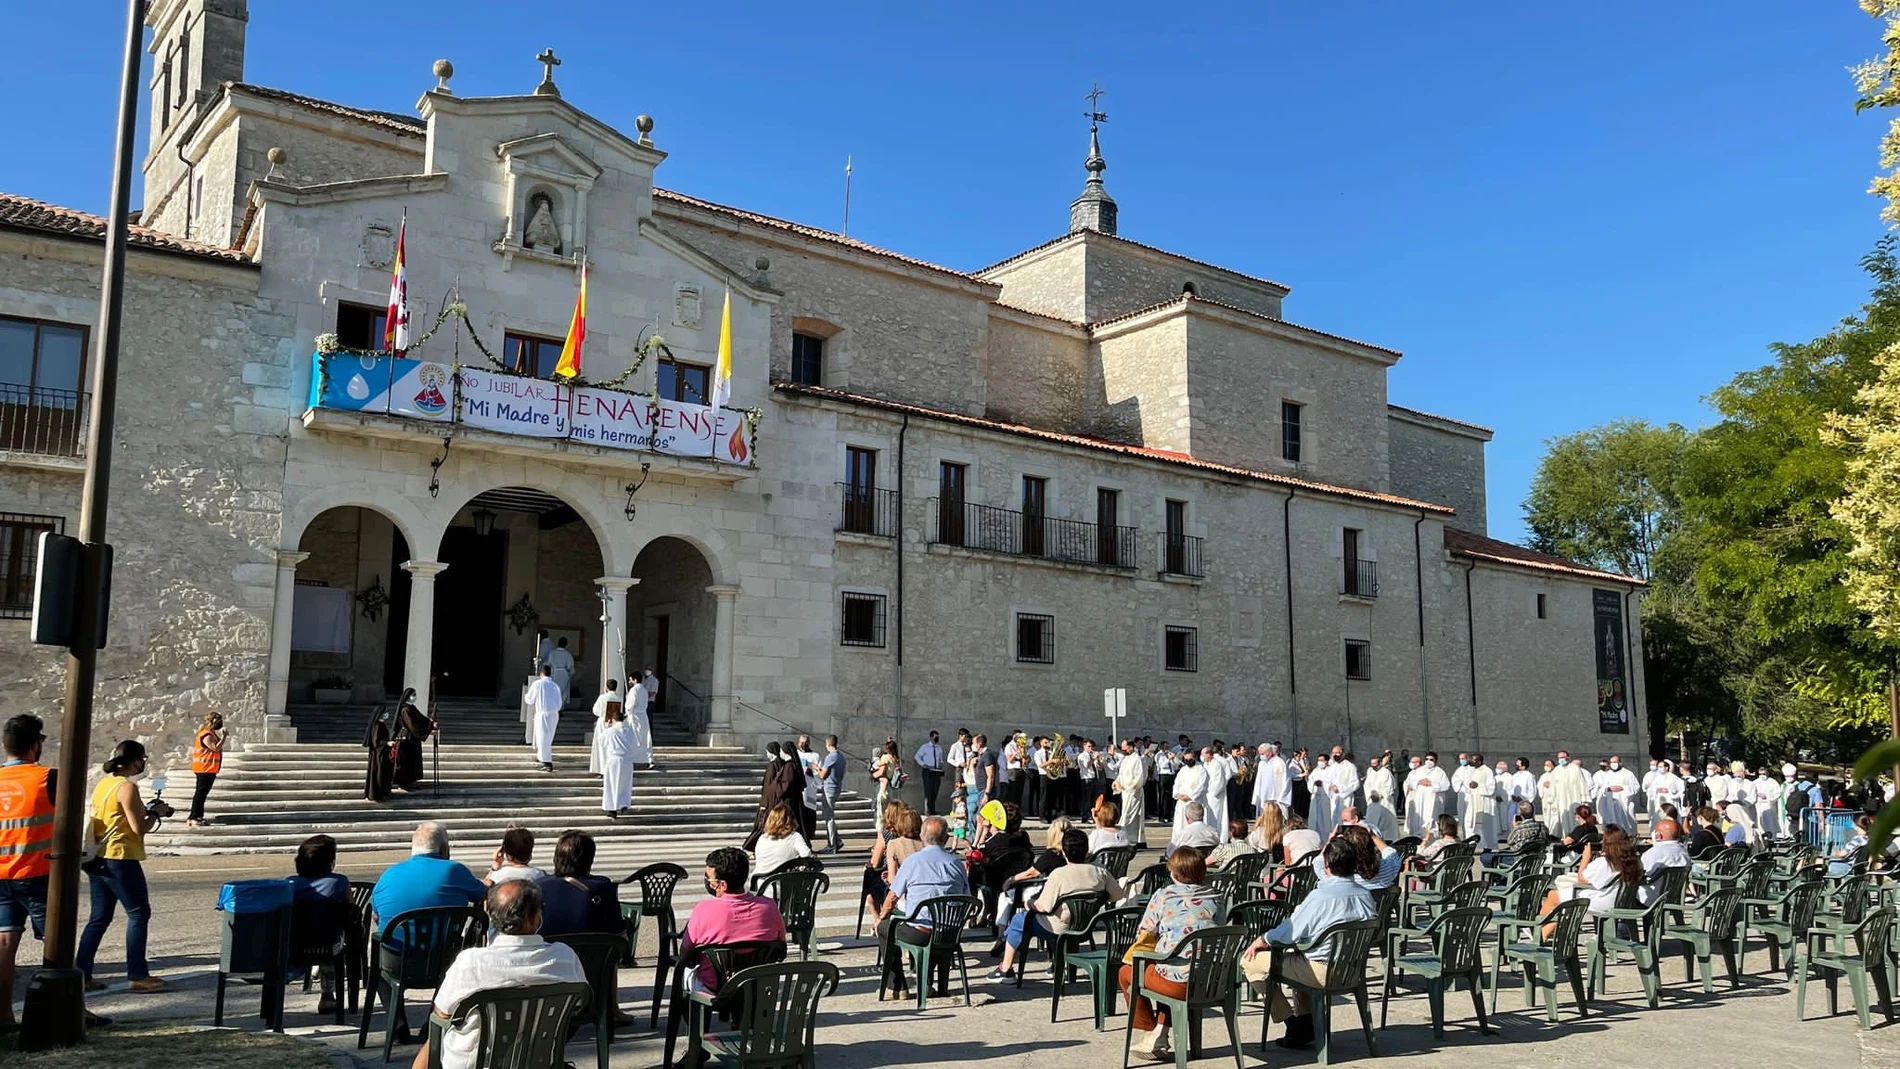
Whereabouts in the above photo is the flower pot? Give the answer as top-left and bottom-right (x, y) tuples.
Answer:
(313, 687), (352, 705)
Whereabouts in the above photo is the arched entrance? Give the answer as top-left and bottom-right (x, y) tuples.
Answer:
(436, 487), (606, 703)
(288, 505), (413, 703)
(629, 537), (716, 734)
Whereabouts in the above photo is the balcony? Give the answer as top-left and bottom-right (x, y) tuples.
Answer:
(837, 484), (899, 538)
(1343, 558), (1379, 599)
(932, 499), (1137, 569)
(0, 384), (88, 460)
(1160, 533), (1205, 578)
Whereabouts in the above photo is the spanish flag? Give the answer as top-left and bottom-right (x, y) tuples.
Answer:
(384, 218), (410, 352)
(553, 262), (587, 380)
(710, 285), (732, 409)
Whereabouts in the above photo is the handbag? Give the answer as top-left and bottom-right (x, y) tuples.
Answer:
(1123, 929), (1160, 966)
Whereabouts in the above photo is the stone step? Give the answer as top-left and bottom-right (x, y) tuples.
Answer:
(235, 742), (750, 757)
(148, 811), (879, 855)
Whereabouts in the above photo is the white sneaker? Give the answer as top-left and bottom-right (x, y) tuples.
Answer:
(1130, 1027), (1159, 1055)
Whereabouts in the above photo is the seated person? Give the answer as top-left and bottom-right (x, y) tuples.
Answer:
(1536, 825), (1643, 933)
(1169, 803), (1221, 854)
(680, 847), (786, 995)
(1500, 803), (1548, 857)
(1206, 821), (1261, 871)
(1278, 816), (1323, 867)
(1119, 847), (1226, 1061)
(409, 880), (585, 1069)
(873, 816), (969, 997)
(1687, 807), (1725, 857)
(753, 802), (814, 879)
(1642, 819), (1693, 878)
(373, 822), (485, 941)
(485, 825), (545, 885)
(988, 827), (1115, 981)
(289, 833), (350, 903)
(1328, 825), (1401, 890)
(1242, 834), (1378, 1051)
(863, 806), (924, 923)
(1552, 805), (1601, 865)
(1828, 813), (1879, 877)
(1088, 800), (1129, 854)
(1412, 814), (1462, 864)
(992, 818), (1075, 937)
(534, 830), (621, 937)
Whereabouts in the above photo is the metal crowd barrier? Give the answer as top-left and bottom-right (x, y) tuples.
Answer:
(1798, 806), (1859, 853)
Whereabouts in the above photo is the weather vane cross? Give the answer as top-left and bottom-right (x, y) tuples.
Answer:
(1084, 82), (1108, 130)
(534, 48), (563, 97)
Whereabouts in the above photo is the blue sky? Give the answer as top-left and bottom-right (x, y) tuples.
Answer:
(2, 2), (1888, 542)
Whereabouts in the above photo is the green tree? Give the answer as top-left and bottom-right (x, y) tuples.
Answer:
(1523, 420), (1690, 584)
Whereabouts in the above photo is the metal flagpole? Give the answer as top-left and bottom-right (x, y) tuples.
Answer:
(21, 0), (144, 1050)
(843, 155), (853, 236)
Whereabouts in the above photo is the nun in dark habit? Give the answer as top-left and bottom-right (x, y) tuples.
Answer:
(743, 741), (805, 852)
(391, 688), (435, 791)
(364, 704), (395, 802)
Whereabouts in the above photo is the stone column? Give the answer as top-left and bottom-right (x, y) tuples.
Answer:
(595, 576), (639, 693)
(706, 584), (742, 746)
(264, 550), (310, 742)
(401, 560), (450, 704)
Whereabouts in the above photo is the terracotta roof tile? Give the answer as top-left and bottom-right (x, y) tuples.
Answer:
(0, 193), (252, 264)
(227, 82), (426, 134)
(1443, 527), (1643, 585)
(774, 381), (1452, 514)
(653, 189), (979, 284)
(975, 229), (1291, 295)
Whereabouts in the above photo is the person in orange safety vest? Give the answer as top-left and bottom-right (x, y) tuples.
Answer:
(0, 713), (56, 1032)
(187, 713), (225, 827)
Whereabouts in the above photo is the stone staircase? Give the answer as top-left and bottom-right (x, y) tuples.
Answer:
(280, 697), (701, 747)
(148, 741), (877, 857)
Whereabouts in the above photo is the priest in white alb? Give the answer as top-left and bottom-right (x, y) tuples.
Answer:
(1362, 756), (1399, 840)
(1113, 738), (1149, 847)
(1253, 743), (1291, 816)
(1456, 754), (1499, 849)
(545, 637), (576, 711)
(625, 673), (654, 770)
(1751, 767), (1783, 838)
(1550, 754), (1592, 836)
(1200, 745), (1232, 842)
(1306, 754), (1333, 837)
(1171, 750), (1209, 844)
(1509, 759), (1538, 827)
(1404, 754), (1449, 838)
(588, 680), (620, 774)
(596, 691), (636, 817)
(1491, 760), (1515, 833)
(1595, 756), (1640, 832)
(1648, 760), (1685, 815)
(527, 664), (563, 772)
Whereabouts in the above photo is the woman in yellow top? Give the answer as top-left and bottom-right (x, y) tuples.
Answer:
(76, 740), (172, 993)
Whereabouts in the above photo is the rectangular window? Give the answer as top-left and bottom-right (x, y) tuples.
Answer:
(1164, 626), (1198, 672)
(504, 332), (566, 379)
(843, 447), (878, 534)
(657, 359), (712, 404)
(938, 462), (967, 546)
(841, 591), (887, 648)
(1536, 593), (1547, 620)
(1096, 488), (1120, 566)
(1015, 612), (1055, 664)
(0, 513), (62, 619)
(791, 332), (824, 387)
(1021, 475), (1047, 557)
(336, 302), (389, 352)
(1342, 527), (1366, 596)
(1344, 639), (1371, 681)
(1164, 499), (1188, 574)
(1281, 401), (1303, 463)
(0, 314), (88, 399)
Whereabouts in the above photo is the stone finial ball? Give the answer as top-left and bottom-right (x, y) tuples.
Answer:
(755, 256), (770, 271)
(266, 147), (287, 165)
(434, 59), (454, 80)
(635, 114), (655, 135)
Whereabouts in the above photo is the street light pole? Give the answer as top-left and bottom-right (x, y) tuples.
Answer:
(20, 0), (144, 1049)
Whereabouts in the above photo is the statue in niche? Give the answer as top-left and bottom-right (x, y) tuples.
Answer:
(523, 193), (562, 253)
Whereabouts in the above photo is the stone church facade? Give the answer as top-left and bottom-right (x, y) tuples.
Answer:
(0, 0), (1645, 769)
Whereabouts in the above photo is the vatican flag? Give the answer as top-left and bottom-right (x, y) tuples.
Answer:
(553, 262), (587, 380)
(710, 286), (732, 409)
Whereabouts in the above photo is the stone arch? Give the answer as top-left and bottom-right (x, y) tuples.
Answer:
(419, 464), (625, 574)
(627, 534), (722, 736)
(628, 511), (739, 589)
(281, 483), (428, 559)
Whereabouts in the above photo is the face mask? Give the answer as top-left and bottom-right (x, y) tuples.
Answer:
(1409, 763), (1420, 771)
(705, 879), (720, 898)
(1610, 761), (1620, 769)
(1424, 760), (1435, 768)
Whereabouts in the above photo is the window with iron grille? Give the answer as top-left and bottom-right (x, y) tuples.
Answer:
(1344, 639), (1372, 681)
(1281, 401), (1303, 462)
(791, 332), (824, 387)
(0, 513), (62, 619)
(1164, 626), (1198, 672)
(1015, 613), (1055, 664)
(841, 591), (887, 648)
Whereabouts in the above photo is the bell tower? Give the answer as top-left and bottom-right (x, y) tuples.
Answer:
(1069, 83), (1118, 236)
(141, 0), (247, 239)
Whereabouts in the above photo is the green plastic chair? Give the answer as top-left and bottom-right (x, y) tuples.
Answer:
(1490, 897), (1591, 1023)
(1586, 873), (1678, 1009)
(1389, 880), (1486, 961)
(1122, 924), (1250, 1069)
(1381, 905), (1494, 1038)
(1476, 841), (1542, 887)
(1090, 845), (1139, 879)
(1222, 853), (1273, 901)
(1016, 890), (1110, 988)
(1691, 845), (1750, 891)
(688, 960), (839, 1069)
(358, 905), (487, 1064)
(617, 861), (686, 1027)
(1795, 906), (1897, 1031)
(423, 980), (590, 1069)
(1401, 845), (1476, 923)
(1208, 869), (1251, 908)
(754, 869), (831, 961)
(1814, 873), (1875, 935)
(877, 894), (980, 1010)
(1261, 916), (1382, 1066)
(1659, 886), (1743, 992)
(662, 939), (787, 1069)
(1136, 862), (1175, 899)
(1740, 877), (1826, 975)
(1274, 863), (1319, 909)
(1054, 905), (1145, 1029)
(1228, 899), (1292, 941)
(546, 931), (629, 1069)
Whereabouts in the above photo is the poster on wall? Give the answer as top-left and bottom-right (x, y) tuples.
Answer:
(1593, 588), (1629, 734)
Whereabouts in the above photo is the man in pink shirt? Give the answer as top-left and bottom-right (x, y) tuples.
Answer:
(681, 847), (786, 992)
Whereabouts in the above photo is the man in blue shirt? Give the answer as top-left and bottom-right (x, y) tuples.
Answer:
(1243, 833), (1378, 1050)
(372, 822), (485, 938)
(873, 815), (968, 998)
(816, 736), (847, 853)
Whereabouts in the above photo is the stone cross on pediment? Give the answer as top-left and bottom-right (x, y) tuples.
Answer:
(535, 49), (562, 97)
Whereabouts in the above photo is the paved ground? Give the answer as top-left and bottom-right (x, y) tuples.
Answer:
(11, 847), (1900, 1068)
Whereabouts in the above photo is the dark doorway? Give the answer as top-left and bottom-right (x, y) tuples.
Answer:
(652, 614), (670, 715)
(382, 529), (413, 696)
(434, 525), (508, 698)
